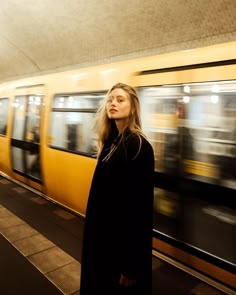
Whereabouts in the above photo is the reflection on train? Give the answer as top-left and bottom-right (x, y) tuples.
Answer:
(49, 93), (104, 154)
(0, 41), (235, 290)
(141, 83), (236, 186)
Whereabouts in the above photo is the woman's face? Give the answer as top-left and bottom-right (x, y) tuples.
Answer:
(106, 88), (131, 122)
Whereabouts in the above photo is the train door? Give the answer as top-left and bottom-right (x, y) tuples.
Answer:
(11, 85), (44, 186)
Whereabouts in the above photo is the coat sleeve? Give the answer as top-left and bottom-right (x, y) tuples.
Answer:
(120, 136), (154, 279)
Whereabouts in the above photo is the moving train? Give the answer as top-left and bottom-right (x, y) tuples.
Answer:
(0, 41), (235, 290)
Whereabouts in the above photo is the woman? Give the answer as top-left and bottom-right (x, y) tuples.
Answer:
(80, 83), (155, 295)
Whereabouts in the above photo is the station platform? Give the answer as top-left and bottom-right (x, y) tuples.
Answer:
(0, 175), (233, 295)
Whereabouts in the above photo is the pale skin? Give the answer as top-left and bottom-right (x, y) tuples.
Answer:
(106, 87), (137, 287)
(106, 88), (132, 134)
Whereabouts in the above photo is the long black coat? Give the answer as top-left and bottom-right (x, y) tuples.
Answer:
(80, 130), (154, 295)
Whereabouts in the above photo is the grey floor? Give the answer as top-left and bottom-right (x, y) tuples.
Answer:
(0, 176), (231, 295)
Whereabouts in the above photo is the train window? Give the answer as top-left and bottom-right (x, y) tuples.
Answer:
(12, 96), (27, 140)
(138, 87), (179, 175)
(49, 93), (105, 155)
(179, 82), (236, 189)
(0, 97), (9, 136)
(26, 95), (41, 143)
(11, 94), (43, 182)
(52, 95), (102, 109)
(138, 80), (236, 190)
(12, 95), (42, 142)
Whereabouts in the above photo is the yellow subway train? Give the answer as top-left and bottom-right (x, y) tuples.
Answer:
(0, 41), (235, 290)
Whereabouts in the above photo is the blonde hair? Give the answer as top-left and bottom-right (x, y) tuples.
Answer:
(94, 83), (145, 158)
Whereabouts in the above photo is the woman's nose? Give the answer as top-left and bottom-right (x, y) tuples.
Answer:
(110, 99), (117, 105)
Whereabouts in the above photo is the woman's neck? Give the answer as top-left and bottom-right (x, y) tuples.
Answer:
(115, 119), (129, 134)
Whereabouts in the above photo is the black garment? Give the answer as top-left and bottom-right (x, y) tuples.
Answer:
(80, 129), (155, 295)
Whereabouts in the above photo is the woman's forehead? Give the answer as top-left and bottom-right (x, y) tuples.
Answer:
(109, 88), (129, 97)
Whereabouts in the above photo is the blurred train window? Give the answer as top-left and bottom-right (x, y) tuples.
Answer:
(12, 95), (42, 142)
(180, 82), (236, 189)
(26, 95), (41, 143)
(138, 80), (236, 190)
(138, 87), (179, 175)
(12, 96), (27, 140)
(0, 97), (9, 135)
(49, 93), (105, 155)
(11, 94), (43, 181)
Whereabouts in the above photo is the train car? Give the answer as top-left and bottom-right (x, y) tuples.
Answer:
(0, 41), (235, 290)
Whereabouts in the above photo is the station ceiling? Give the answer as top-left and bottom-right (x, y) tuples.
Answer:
(1, 0), (236, 83)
